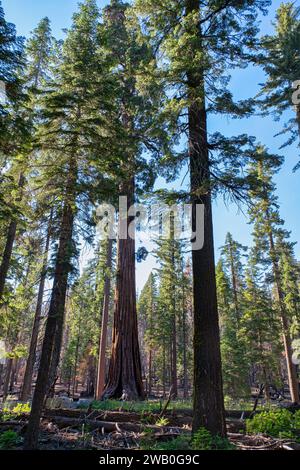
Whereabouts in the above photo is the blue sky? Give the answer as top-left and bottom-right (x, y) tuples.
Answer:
(2, 0), (300, 290)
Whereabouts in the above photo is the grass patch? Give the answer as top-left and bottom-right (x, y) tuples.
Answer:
(79, 399), (193, 413)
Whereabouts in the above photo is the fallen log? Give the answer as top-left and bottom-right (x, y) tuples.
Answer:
(46, 416), (187, 435)
(44, 409), (142, 422)
(43, 409), (192, 427)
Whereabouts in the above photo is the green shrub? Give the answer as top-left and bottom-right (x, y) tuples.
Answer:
(246, 409), (300, 439)
(11, 402), (31, 415)
(192, 427), (212, 450)
(0, 431), (20, 449)
(293, 410), (300, 430)
(155, 417), (169, 427)
(192, 427), (235, 450)
(1, 402), (31, 422)
(140, 432), (190, 450)
(150, 435), (191, 451)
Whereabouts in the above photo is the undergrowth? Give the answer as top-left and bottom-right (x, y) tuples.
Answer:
(0, 402), (31, 422)
(246, 409), (300, 440)
(140, 427), (235, 451)
(0, 430), (20, 449)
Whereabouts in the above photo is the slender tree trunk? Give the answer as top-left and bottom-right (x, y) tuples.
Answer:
(72, 332), (80, 399)
(187, 0), (226, 437)
(268, 230), (299, 403)
(170, 219), (178, 398)
(24, 156), (77, 450)
(20, 212), (52, 402)
(148, 349), (152, 397)
(0, 364), (4, 390)
(229, 242), (240, 325)
(2, 358), (13, 400)
(86, 354), (96, 396)
(103, 179), (144, 400)
(9, 358), (17, 392)
(0, 173), (25, 302)
(95, 238), (113, 400)
(182, 290), (188, 399)
(162, 340), (166, 398)
(171, 316), (178, 398)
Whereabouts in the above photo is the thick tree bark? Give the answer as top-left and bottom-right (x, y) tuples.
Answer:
(95, 238), (113, 400)
(20, 212), (52, 402)
(103, 179), (144, 400)
(187, 0), (226, 438)
(23, 157), (77, 449)
(0, 173), (25, 302)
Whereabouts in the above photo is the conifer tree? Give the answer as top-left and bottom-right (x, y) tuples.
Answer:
(24, 0), (116, 448)
(278, 237), (300, 361)
(248, 148), (299, 403)
(134, 0), (271, 436)
(220, 233), (247, 324)
(154, 215), (185, 398)
(241, 252), (281, 396)
(258, 2), (300, 168)
(138, 272), (158, 396)
(216, 257), (249, 399)
(0, 0), (24, 156)
(95, 238), (114, 400)
(0, 233), (42, 398)
(18, 17), (57, 402)
(0, 15), (55, 304)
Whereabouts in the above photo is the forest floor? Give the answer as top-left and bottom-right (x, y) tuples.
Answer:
(0, 398), (300, 450)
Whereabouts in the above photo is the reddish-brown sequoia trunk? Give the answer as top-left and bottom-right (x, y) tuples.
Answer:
(103, 179), (144, 400)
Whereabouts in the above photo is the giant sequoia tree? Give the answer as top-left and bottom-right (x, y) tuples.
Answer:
(101, 0), (167, 400)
